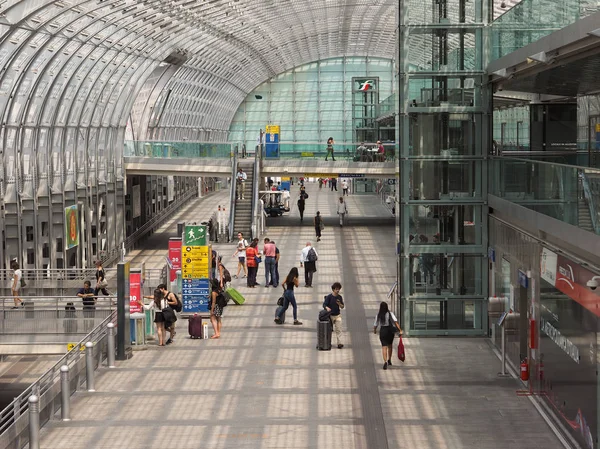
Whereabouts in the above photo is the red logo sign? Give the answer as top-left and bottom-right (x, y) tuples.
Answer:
(169, 239), (182, 282)
(130, 272), (142, 314)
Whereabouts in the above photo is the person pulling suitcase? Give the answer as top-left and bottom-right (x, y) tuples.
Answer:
(323, 282), (344, 349)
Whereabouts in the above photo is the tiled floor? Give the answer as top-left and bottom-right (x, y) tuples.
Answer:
(38, 182), (564, 449)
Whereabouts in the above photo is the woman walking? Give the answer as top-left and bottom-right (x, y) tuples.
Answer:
(209, 279), (224, 339)
(10, 261), (23, 308)
(139, 289), (177, 346)
(373, 301), (403, 370)
(245, 240), (259, 288)
(275, 267), (303, 325)
(94, 260), (110, 296)
(314, 211), (323, 242)
(325, 137), (336, 161)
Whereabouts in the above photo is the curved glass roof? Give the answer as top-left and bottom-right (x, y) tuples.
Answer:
(0, 0), (398, 140)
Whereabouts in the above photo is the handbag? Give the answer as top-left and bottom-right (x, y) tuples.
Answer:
(162, 306), (177, 324)
(397, 335), (405, 362)
(255, 255), (262, 264)
(277, 296), (284, 306)
(20, 277), (26, 288)
(319, 221), (324, 230)
(97, 279), (108, 289)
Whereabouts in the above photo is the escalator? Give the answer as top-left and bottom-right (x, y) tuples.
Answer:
(232, 160), (255, 238)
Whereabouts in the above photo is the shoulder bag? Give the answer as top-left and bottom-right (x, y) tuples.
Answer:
(162, 301), (177, 324)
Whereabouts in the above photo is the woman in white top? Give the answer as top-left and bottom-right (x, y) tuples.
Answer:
(139, 289), (177, 346)
(373, 301), (403, 370)
(11, 261), (23, 308)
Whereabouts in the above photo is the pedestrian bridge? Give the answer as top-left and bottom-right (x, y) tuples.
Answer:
(122, 140), (398, 178)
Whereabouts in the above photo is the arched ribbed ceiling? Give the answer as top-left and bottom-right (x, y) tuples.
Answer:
(0, 0), (398, 141)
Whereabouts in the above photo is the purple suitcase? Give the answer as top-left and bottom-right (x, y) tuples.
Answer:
(188, 314), (203, 339)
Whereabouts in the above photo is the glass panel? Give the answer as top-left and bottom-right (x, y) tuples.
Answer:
(409, 300), (484, 330)
(410, 160), (480, 200)
(408, 205), (482, 245)
(490, 0), (595, 60)
(489, 158), (581, 225)
(409, 113), (478, 156)
(409, 254), (484, 296)
(123, 141), (233, 158)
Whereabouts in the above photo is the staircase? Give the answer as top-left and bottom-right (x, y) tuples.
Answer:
(578, 196), (594, 232)
(232, 161), (254, 238)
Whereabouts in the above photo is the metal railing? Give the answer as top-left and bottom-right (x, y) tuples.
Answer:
(228, 153), (238, 243)
(0, 268), (165, 287)
(378, 182), (396, 215)
(251, 149), (262, 239)
(0, 312), (117, 449)
(0, 296), (115, 335)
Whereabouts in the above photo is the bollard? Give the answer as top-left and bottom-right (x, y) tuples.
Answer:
(28, 395), (40, 449)
(107, 323), (116, 368)
(60, 365), (70, 421)
(85, 342), (95, 392)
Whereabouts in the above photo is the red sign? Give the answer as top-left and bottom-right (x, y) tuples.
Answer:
(130, 271), (142, 314)
(169, 239), (182, 282)
(554, 254), (600, 318)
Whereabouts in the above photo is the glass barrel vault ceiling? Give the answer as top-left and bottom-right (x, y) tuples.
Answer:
(0, 0), (534, 144)
(0, 0), (398, 143)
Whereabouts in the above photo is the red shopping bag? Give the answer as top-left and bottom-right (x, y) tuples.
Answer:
(397, 336), (405, 362)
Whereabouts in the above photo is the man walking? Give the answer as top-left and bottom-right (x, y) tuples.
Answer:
(337, 196), (348, 227)
(324, 282), (345, 349)
(236, 168), (247, 200)
(330, 177), (338, 191)
(298, 187), (308, 222)
(300, 242), (318, 287)
(342, 179), (349, 196)
(263, 238), (278, 288)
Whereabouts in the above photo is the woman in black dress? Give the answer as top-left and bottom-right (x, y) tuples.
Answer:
(373, 301), (403, 370)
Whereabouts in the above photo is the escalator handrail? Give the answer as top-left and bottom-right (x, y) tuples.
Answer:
(581, 171), (600, 234)
(228, 153), (238, 242)
(251, 147), (261, 239)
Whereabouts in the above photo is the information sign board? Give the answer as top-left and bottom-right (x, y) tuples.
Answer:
(182, 224), (210, 313)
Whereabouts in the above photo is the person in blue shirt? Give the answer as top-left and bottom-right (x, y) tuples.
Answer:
(323, 282), (345, 348)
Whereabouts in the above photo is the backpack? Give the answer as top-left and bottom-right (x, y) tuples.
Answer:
(307, 247), (318, 262)
(169, 292), (183, 312)
(216, 291), (228, 308)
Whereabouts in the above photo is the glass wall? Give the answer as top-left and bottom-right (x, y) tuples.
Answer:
(491, 0), (598, 61)
(228, 57), (395, 151)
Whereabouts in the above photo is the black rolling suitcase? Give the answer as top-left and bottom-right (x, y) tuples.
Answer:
(275, 306), (286, 324)
(316, 318), (332, 351)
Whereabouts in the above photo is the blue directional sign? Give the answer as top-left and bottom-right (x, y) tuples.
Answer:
(182, 276), (210, 313)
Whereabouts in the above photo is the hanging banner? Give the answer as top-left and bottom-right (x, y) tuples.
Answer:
(182, 225), (211, 313)
(65, 205), (79, 250)
(265, 124), (280, 159)
(130, 271), (142, 314)
(168, 238), (182, 282)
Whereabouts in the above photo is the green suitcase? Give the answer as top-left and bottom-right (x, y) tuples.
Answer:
(225, 286), (245, 305)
